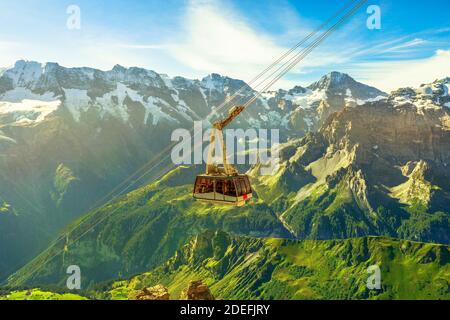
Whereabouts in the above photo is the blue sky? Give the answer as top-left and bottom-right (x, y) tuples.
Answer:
(0, 0), (449, 91)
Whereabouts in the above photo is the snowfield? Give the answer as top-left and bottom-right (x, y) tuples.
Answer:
(0, 88), (60, 124)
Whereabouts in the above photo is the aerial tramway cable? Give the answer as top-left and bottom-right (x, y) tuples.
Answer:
(65, 0), (364, 214)
(243, 0), (368, 108)
(6, 0), (367, 287)
(193, 0), (367, 204)
(9, 0), (363, 254)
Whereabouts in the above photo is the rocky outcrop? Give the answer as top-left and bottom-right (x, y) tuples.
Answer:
(180, 280), (215, 300)
(127, 280), (214, 300)
(130, 284), (170, 300)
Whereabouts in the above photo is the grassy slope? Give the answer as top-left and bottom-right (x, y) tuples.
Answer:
(7, 167), (290, 287)
(8, 160), (449, 288)
(109, 231), (450, 300)
(0, 289), (87, 300)
(251, 154), (449, 244)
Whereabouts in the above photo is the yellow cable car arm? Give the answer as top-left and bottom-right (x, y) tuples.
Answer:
(206, 105), (245, 176)
(212, 105), (245, 130)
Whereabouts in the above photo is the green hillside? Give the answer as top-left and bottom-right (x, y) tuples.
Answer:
(109, 231), (450, 300)
(7, 156), (449, 289)
(7, 166), (290, 288)
(0, 289), (87, 300)
(6, 100), (450, 289)
(4, 232), (448, 300)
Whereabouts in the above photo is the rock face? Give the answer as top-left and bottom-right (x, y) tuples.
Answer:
(180, 280), (215, 300)
(131, 284), (170, 300)
(251, 77), (450, 244)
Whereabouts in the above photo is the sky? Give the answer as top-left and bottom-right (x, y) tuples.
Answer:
(0, 0), (449, 92)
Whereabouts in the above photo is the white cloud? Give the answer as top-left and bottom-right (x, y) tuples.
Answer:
(165, 0), (358, 91)
(352, 49), (450, 92)
(381, 38), (427, 53)
(167, 0), (287, 85)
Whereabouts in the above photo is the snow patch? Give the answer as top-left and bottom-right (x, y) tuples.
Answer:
(443, 84), (449, 96)
(0, 87), (56, 103)
(0, 100), (60, 124)
(0, 88), (60, 124)
(353, 95), (386, 105)
(284, 89), (326, 109)
(0, 133), (17, 144)
(346, 88), (352, 97)
(99, 83), (176, 125)
(160, 74), (173, 88)
(63, 88), (91, 122)
(261, 91), (276, 99)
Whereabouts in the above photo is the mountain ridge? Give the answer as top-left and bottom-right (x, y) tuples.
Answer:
(2, 232), (448, 300)
(107, 230), (449, 300)
(1, 60), (448, 286)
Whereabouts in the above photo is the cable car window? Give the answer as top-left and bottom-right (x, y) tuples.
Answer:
(235, 178), (243, 196)
(194, 178), (204, 194)
(239, 179), (247, 194)
(214, 179), (225, 201)
(224, 179), (236, 197)
(205, 179), (214, 193)
(244, 176), (252, 193)
(195, 178), (214, 194)
(215, 179), (224, 195)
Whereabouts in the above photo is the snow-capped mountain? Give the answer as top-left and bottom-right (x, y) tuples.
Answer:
(0, 61), (269, 129)
(389, 77), (450, 110)
(0, 61), (388, 135)
(0, 60), (420, 281)
(308, 71), (385, 98)
(262, 71), (387, 133)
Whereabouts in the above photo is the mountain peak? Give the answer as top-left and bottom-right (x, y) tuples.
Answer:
(5, 60), (44, 87)
(306, 71), (387, 101)
(201, 73), (249, 92)
(201, 73), (226, 82)
(43, 62), (60, 73)
(308, 71), (355, 91)
(13, 59), (42, 69)
(325, 71), (352, 81)
(112, 64), (127, 72)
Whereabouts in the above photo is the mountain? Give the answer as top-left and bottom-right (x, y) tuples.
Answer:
(0, 60), (383, 280)
(108, 231), (450, 300)
(6, 165), (291, 287)
(4, 231), (449, 300)
(6, 76), (449, 288)
(262, 71), (387, 134)
(251, 77), (450, 243)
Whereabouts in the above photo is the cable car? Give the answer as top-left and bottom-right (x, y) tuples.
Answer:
(193, 105), (253, 206)
(193, 174), (252, 206)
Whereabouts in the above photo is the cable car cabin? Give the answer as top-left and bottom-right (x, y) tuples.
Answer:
(193, 174), (253, 206)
